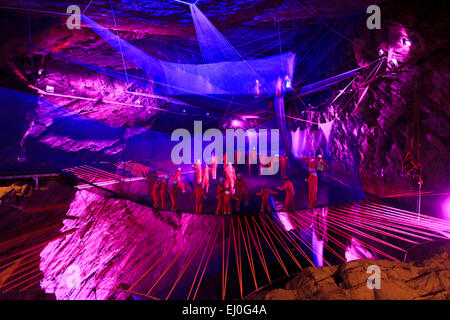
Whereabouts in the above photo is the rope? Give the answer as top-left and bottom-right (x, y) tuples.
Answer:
(109, 0), (129, 85)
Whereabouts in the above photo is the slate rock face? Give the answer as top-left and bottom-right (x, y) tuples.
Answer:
(39, 184), (221, 300)
(349, 0), (450, 191)
(249, 244), (450, 300)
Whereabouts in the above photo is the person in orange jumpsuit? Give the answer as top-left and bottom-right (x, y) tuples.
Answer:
(223, 188), (238, 215)
(211, 154), (218, 180)
(152, 178), (161, 210)
(248, 147), (257, 175)
(169, 181), (180, 211)
(215, 177), (225, 215)
(305, 172), (318, 208)
(190, 185), (207, 214)
(193, 159), (202, 186)
(143, 168), (157, 198)
(159, 175), (169, 210)
(202, 163), (210, 193)
(256, 184), (277, 213)
(234, 173), (249, 212)
(280, 153), (288, 177)
(222, 153), (228, 166)
(224, 162), (236, 193)
(277, 176), (295, 212)
(236, 150), (244, 164)
(174, 168), (185, 193)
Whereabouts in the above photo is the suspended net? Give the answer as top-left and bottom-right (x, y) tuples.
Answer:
(81, 12), (296, 96)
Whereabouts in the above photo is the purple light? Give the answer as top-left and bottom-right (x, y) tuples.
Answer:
(231, 119), (243, 128)
(443, 197), (450, 219)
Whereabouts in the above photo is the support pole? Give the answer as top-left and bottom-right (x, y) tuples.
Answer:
(417, 181), (422, 221)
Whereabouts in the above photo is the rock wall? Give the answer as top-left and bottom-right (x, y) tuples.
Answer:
(39, 186), (221, 300)
(351, 0), (450, 190)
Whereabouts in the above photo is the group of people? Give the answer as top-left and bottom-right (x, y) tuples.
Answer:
(305, 154), (328, 208)
(143, 153), (327, 214)
(142, 169), (181, 211)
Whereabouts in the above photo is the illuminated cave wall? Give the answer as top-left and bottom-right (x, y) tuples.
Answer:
(350, 0), (450, 190)
(39, 185), (220, 300)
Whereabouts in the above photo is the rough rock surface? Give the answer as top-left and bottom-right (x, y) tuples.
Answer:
(352, 0), (450, 191)
(249, 244), (450, 300)
(38, 183), (222, 300)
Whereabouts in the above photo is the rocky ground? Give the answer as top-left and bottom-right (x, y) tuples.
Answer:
(249, 243), (450, 300)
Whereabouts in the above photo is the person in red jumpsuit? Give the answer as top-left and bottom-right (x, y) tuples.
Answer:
(256, 184), (277, 213)
(248, 147), (257, 175)
(280, 153), (288, 177)
(174, 168), (185, 193)
(143, 168), (157, 198)
(234, 173), (249, 212)
(202, 163), (210, 193)
(190, 185), (207, 214)
(193, 159), (202, 186)
(169, 181), (180, 211)
(236, 150), (244, 164)
(277, 176), (295, 212)
(224, 162), (236, 193)
(152, 178), (161, 210)
(223, 188), (237, 215)
(215, 177), (225, 215)
(159, 175), (169, 210)
(211, 154), (218, 180)
(305, 172), (318, 208)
